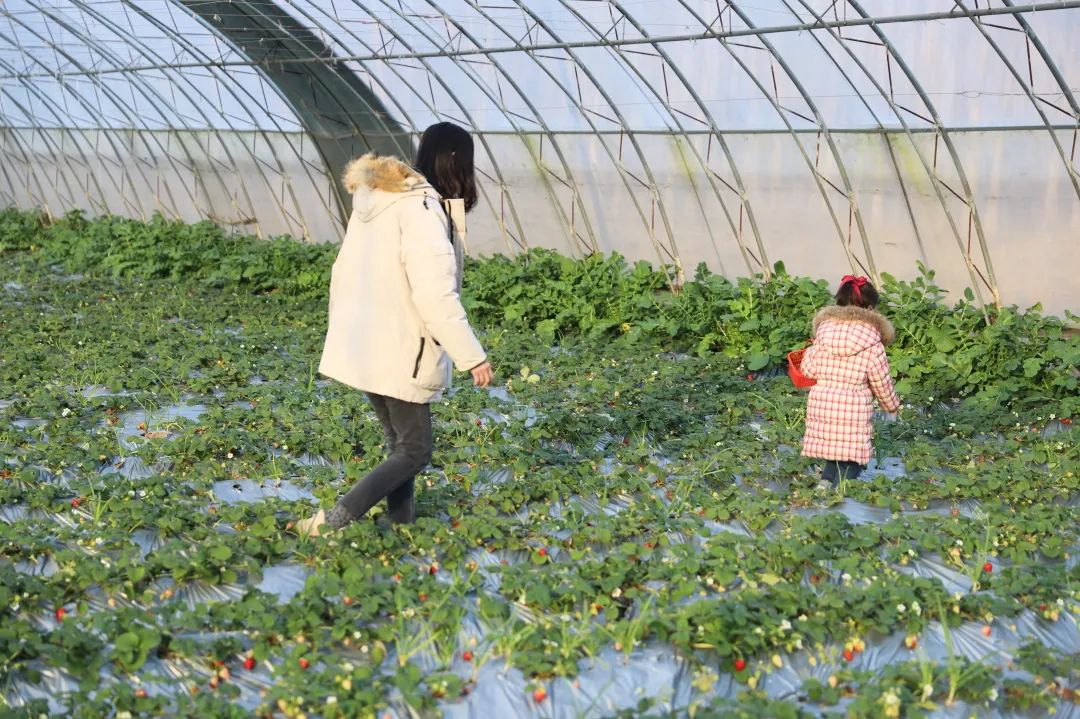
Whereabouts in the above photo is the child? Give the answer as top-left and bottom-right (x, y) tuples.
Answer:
(801, 275), (900, 487)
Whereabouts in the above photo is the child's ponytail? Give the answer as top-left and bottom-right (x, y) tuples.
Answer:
(835, 275), (879, 309)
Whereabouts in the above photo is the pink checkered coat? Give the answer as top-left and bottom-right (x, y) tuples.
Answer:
(801, 305), (901, 465)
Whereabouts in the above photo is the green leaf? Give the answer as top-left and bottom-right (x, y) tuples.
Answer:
(535, 318), (558, 343)
(1022, 358), (1044, 378)
(747, 352), (770, 371)
(208, 545), (232, 562)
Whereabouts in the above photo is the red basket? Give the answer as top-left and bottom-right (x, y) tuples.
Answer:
(787, 347), (816, 389)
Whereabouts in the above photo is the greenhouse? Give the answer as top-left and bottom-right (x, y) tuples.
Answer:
(1, 1), (1078, 717)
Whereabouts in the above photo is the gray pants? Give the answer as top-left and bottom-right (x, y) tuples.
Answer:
(821, 460), (864, 486)
(329, 393), (432, 527)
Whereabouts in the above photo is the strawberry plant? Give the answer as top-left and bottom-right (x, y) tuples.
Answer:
(0, 209), (1076, 716)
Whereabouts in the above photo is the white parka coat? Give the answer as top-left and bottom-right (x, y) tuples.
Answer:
(318, 154), (487, 404)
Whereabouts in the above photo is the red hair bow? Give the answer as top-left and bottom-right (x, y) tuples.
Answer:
(841, 274), (867, 299)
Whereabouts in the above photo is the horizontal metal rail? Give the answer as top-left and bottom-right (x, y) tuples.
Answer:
(2, 1), (1078, 79)
(3, 125), (1075, 135)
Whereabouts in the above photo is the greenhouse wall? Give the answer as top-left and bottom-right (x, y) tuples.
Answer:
(2, 126), (1075, 314)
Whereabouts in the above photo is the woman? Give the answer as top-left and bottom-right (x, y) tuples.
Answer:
(296, 122), (494, 536)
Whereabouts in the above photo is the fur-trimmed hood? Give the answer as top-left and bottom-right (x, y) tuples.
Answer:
(811, 305), (896, 353)
(342, 154), (436, 222)
(342, 153), (429, 195)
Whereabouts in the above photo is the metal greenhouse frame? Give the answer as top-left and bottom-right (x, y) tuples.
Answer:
(1, 1), (1078, 312)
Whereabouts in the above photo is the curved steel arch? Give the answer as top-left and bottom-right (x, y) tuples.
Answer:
(371, 0), (593, 256)
(669, 7), (874, 280)
(261, 0), (529, 252)
(28, 0), (218, 221)
(16, 2), (227, 224)
(780, 0), (928, 264)
(0, 22), (136, 217)
(561, 0), (771, 277)
(46, 0), (325, 241)
(509, 0), (687, 283)
(846, 0), (1000, 306)
(783, 0), (993, 309)
(340, 0), (531, 254)
(417, 0), (601, 256)
(118, 0), (332, 238)
(719, 1), (879, 280)
(999, 0), (1080, 123)
(455, 0), (679, 268)
(0, 87), (79, 214)
(176, 0), (412, 222)
(950, 0), (1080, 200)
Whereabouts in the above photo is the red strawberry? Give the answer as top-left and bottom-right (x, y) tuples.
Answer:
(243, 656), (256, 671)
(1039, 603), (1048, 612)
(429, 564), (438, 575)
(1061, 418), (1071, 425)
(475, 419), (482, 427)
(532, 687), (547, 703)
(70, 498), (82, 508)
(842, 649), (854, 662)
(734, 658), (746, 672)
(298, 658), (310, 670)
(135, 688), (148, 698)
(746, 374), (754, 381)
(419, 593), (428, 602)
(55, 607), (67, 622)
(537, 547), (547, 557)
(981, 625), (992, 637)
(342, 596), (353, 606)
(983, 562), (993, 573)
(462, 651), (473, 662)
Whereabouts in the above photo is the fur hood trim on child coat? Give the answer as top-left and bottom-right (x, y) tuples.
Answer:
(811, 305), (895, 348)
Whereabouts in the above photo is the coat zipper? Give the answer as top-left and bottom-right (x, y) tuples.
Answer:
(412, 337), (426, 379)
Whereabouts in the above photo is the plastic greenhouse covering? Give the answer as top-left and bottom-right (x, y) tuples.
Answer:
(1, 0), (1077, 311)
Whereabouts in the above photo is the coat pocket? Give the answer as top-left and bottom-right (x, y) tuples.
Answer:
(412, 336), (452, 391)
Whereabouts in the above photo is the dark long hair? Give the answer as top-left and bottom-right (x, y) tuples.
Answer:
(414, 122), (478, 213)
(835, 278), (880, 309)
